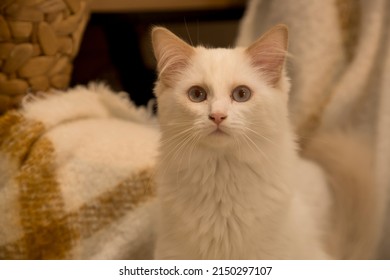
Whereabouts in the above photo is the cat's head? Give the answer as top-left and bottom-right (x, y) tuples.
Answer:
(152, 25), (290, 151)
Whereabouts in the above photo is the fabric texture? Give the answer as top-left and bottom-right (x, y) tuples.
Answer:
(0, 84), (159, 259)
(236, 0), (390, 258)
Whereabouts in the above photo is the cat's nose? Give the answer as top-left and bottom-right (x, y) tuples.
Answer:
(208, 112), (227, 125)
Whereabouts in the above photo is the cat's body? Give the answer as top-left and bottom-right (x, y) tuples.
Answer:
(151, 25), (379, 259)
(155, 140), (331, 259)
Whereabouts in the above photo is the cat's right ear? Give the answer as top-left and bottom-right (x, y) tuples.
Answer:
(151, 27), (194, 86)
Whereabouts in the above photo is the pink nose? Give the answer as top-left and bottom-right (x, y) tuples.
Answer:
(208, 112), (227, 125)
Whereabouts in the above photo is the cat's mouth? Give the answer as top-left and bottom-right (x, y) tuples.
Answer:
(209, 127), (229, 137)
(203, 127), (233, 147)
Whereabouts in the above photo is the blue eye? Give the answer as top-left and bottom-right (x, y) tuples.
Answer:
(188, 86), (207, 102)
(232, 86), (251, 102)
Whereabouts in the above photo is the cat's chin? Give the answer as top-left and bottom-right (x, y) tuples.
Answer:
(200, 128), (233, 149)
(210, 129), (228, 137)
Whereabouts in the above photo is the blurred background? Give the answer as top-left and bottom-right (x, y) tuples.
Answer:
(70, 0), (247, 106)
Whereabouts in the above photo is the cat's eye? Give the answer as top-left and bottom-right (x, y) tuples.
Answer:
(232, 86), (251, 102)
(188, 86), (207, 102)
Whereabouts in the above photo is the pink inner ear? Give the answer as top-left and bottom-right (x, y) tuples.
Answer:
(246, 25), (288, 87)
(152, 27), (194, 86)
(158, 44), (192, 84)
(251, 47), (286, 85)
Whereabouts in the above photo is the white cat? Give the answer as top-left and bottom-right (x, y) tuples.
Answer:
(151, 25), (378, 259)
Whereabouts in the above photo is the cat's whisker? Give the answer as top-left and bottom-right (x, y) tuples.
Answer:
(160, 120), (201, 139)
(162, 132), (193, 161)
(174, 133), (197, 163)
(241, 127), (276, 146)
(160, 120), (195, 127)
(242, 119), (269, 125)
(233, 134), (243, 161)
(187, 131), (202, 169)
(161, 138), (193, 183)
(240, 133), (274, 175)
(158, 130), (198, 178)
(160, 127), (196, 145)
(159, 124), (195, 133)
(165, 127), (200, 158)
(173, 131), (202, 186)
(237, 134), (273, 180)
(160, 129), (204, 169)
(229, 118), (278, 146)
(160, 121), (204, 185)
(184, 17), (193, 46)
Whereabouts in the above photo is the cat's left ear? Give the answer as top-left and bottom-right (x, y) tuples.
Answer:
(246, 24), (288, 87)
(151, 27), (194, 86)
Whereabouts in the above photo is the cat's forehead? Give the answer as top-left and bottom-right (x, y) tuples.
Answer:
(195, 46), (246, 64)
(189, 46), (252, 84)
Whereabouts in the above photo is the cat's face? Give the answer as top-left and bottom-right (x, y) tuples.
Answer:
(152, 25), (289, 151)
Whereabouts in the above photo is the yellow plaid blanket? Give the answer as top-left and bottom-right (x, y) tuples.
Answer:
(0, 84), (158, 259)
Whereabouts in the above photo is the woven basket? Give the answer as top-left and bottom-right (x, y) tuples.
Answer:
(0, 0), (90, 114)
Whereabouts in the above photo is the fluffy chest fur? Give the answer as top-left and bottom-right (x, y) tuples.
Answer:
(155, 146), (330, 259)
(156, 150), (281, 259)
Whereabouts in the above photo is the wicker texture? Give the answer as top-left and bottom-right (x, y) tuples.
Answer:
(0, 0), (90, 114)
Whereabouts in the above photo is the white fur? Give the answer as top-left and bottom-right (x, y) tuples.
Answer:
(153, 27), (332, 259)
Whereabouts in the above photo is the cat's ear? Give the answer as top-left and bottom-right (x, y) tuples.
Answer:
(246, 24), (288, 87)
(151, 27), (194, 86)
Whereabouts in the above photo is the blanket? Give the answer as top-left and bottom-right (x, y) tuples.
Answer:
(0, 84), (159, 259)
(236, 0), (390, 258)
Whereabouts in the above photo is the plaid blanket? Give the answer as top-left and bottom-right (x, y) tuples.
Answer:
(0, 84), (158, 259)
